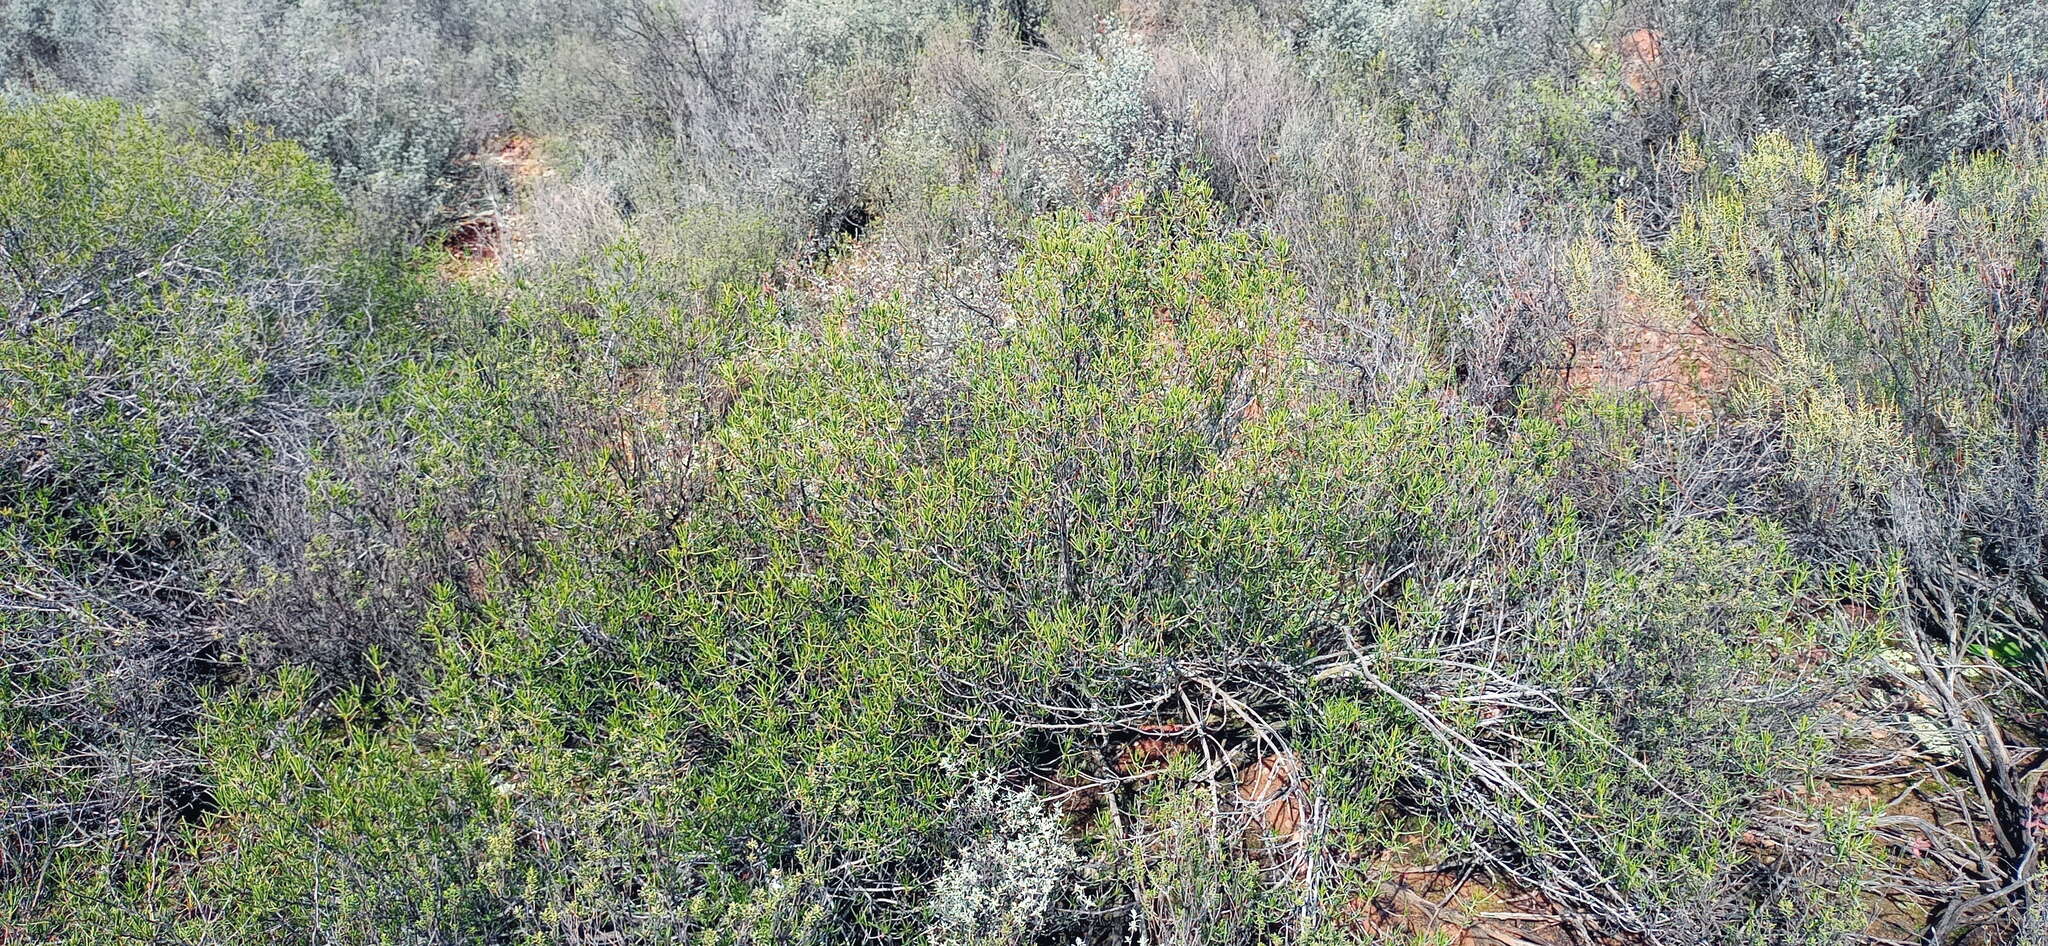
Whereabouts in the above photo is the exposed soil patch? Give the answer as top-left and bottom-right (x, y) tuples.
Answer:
(442, 212), (501, 261)
(440, 135), (546, 278)
(1347, 856), (1578, 946)
(1559, 294), (1736, 417)
(1619, 28), (1665, 97)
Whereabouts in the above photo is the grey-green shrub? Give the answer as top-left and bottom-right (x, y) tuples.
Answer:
(96, 0), (502, 239)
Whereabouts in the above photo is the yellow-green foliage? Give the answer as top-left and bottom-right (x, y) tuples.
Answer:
(8, 4), (2047, 944)
(0, 99), (381, 939)
(10, 175), (1889, 945)
(0, 98), (351, 555)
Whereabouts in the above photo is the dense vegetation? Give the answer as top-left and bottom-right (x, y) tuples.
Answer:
(3, 2), (2045, 944)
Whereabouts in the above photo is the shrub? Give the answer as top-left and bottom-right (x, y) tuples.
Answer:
(0, 99), (378, 931)
(1646, 130), (2048, 938)
(91, 0), (504, 241)
(0, 0), (108, 88)
(10, 5), (2045, 944)
(1667, 134), (2047, 665)
(22, 180), (1880, 946)
(928, 785), (1080, 946)
(1747, 0), (2048, 173)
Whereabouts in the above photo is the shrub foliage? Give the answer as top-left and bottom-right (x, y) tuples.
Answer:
(3, 3), (2045, 945)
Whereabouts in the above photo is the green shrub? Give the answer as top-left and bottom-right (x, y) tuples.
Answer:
(8, 179), (1881, 945)
(1664, 134), (2047, 680)
(10, 7), (2042, 944)
(0, 98), (383, 932)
